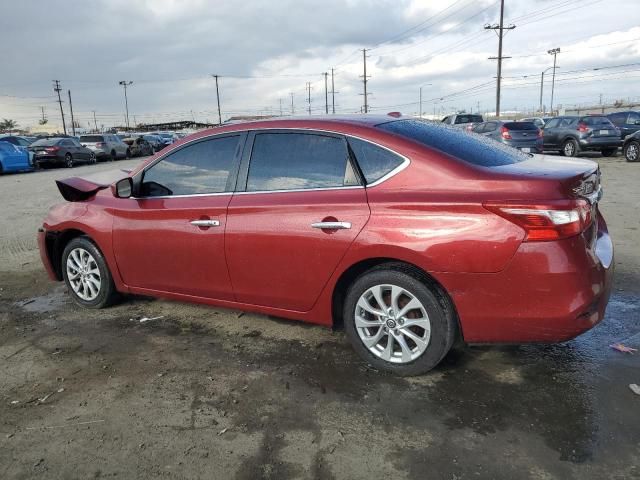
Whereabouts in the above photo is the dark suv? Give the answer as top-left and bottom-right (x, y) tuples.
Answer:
(542, 115), (621, 157)
(607, 111), (640, 139)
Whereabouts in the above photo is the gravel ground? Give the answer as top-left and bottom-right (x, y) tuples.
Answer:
(0, 154), (639, 479)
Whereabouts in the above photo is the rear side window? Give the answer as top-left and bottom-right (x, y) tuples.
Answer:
(504, 122), (537, 130)
(246, 133), (354, 192)
(582, 116), (613, 127)
(545, 119), (560, 128)
(377, 119), (528, 167)
(348, 137), (404, 184)
(141, 135), (239, 197)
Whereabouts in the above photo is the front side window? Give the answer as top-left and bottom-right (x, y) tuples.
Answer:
(348, 137), (404, 184)
(246, 133), (353, 192)
(627, 112), (640, 125)
(141, 135), (239, 197)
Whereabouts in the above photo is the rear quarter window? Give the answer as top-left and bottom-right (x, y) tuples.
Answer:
(348, 137), (405, 184)
(377, 119), (529, 167)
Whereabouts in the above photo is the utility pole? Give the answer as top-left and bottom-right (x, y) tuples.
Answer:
(360, 49), (371, 113)
(279, 98), (284, 116)
(212, 74), (222, 125)
(92, 111), (98, 132)
(39, 106), (46, 124)
(67, 90), (76, 136)
(539, 71), (545, 114)
(330, 68), (336, 114)
(485, 0), (515, 118)
(52, 80), (67, 135)
(323, 72), (329, 114)
(306, 82), (312, 115)
(419, 83), (432, 119)
(290, 92), (295, 114)
(118, 81), (133, 130)
(548, 48), (560, 115)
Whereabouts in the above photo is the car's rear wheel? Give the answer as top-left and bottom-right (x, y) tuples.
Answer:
(110, 150), (117, 161)
(561, 139), (579, 157)
(89, 153), (97, 164)
(126, 148), (131, 159)
(601, 148), (617, 157)
(343, 264), (456, 376)
(64, 153), (74, 168)
(62, 236), (119, 309)
(624, 141), (640, 162)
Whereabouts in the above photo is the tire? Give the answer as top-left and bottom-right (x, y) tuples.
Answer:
(601, 148), (617, 157)
(90, 153), (97, 164)
(561, 138), (579, 157)
(61, 236), (119, 309)
(64, 153), (74, 168)
(110, 150), (117, 162)
(125, 148), (131, 159)
(343, 264), (457, 376)
(624, 141), (640, 162)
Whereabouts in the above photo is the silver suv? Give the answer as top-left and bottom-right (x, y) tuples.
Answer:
(79, 134), (130, 161)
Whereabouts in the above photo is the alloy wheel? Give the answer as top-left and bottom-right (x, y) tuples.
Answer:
(354, 284), (431, 364)
(627, 142), (639, 162)
(66, 247), (101, 301)
(564, 141), (575, 156)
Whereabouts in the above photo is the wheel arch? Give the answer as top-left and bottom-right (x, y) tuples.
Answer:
(47, 228), (90, 280)
(330, 257), (463, 341)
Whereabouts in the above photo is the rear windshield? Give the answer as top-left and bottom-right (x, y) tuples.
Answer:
(31, 138), (62, 146)
(377, 119), (528, 167)
(454, 115), (483, 124)
(504, 122), (537, 130)
(582, 116), (614, 126)
(79, 135), (104, 142)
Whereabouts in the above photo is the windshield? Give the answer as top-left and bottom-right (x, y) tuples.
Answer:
(31, 138), (62, 146)
(377, 119), (529, 167)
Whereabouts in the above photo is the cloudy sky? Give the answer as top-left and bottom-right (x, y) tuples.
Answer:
(1, 0), (639, 130)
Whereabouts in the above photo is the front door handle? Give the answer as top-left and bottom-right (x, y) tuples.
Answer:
(311, 221), (351, 230)
(190, 219), (220, 227)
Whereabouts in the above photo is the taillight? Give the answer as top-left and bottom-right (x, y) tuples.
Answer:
(500, 126), (512, 139)
(484, 200), (592, 242)
(44, 146), (59, 152)
(577, 122), (590, 133)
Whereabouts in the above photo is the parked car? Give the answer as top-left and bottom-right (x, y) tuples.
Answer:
(0, 141), (33, 174)
(143, 134), (166, 152)
(542, 115), (621, 157)
(38, 116), (613, 376)
(123, 137), (154, 157)
(607, 111), (640, 139)
(472, 120), (542, 153)
(441, 114), (484, 129)
(78, 134), (130, 161)
(29, 137), (96, 168)
(520, 117), (546, 128)
(156, 132), (177, 146)
(622, 130), (640, 162)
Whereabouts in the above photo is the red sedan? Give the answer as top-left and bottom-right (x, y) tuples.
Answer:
(38, 116), (614, 375)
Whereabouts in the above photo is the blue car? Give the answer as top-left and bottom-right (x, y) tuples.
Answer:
(0, 141), (33, 174)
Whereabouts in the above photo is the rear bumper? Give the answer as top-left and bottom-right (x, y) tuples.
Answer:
(34, 154), (62, 164)
(438, 214), (614, 343)
(579, 137), (622, 150)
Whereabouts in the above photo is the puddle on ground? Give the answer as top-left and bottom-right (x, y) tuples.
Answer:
(15, 284), (68, 313)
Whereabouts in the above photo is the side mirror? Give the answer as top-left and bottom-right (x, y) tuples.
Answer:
(113, 177), (133, 198)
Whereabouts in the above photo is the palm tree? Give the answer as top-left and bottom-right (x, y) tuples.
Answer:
(0, 118), (18, 133)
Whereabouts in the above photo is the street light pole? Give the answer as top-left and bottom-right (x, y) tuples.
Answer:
(419, 83), (432, 119)
(547, 48), (560, 115)
(118, 81), (133, 130)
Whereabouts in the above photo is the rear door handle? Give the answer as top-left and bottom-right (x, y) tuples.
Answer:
(190, 220), (220, 227)
(311, 221), (351, 230)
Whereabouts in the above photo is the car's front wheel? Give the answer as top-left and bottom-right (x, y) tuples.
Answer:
(62, 236), (119, 309)
(343, 264), (457, 376)
(624, 140), (640, 162)
(64, 153), (74, 168)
